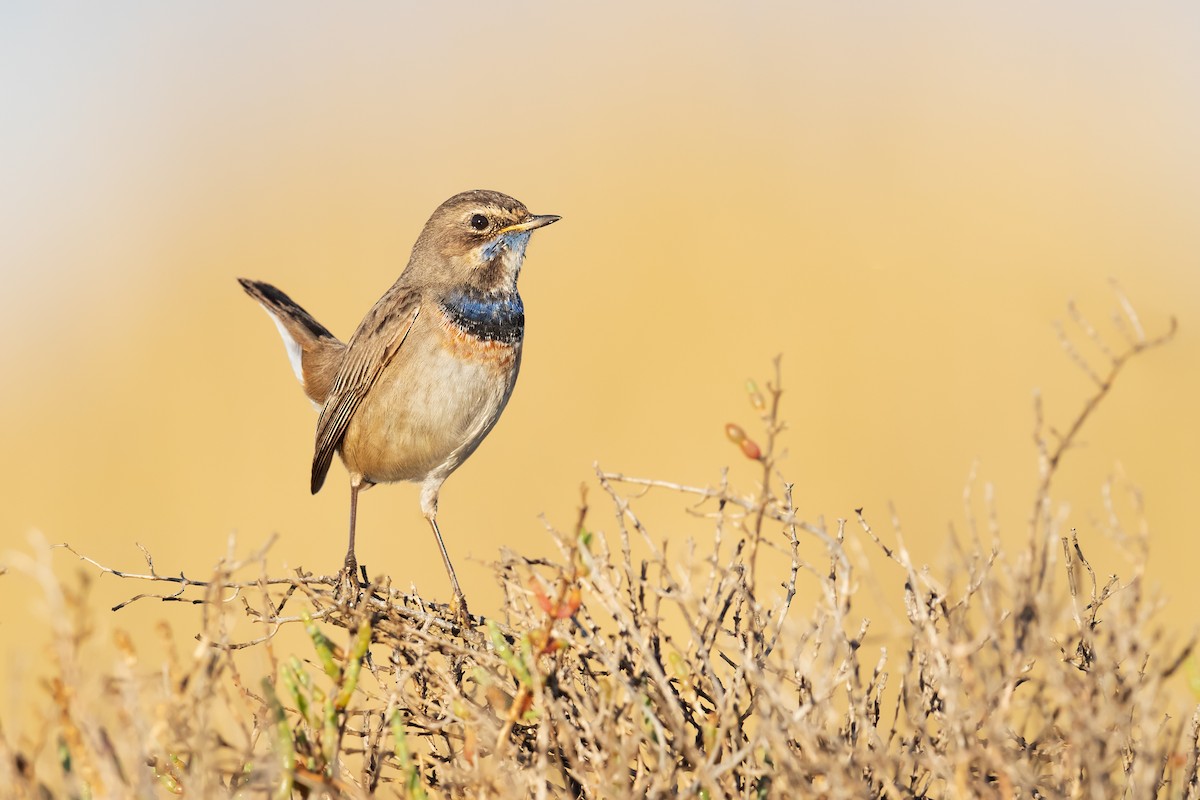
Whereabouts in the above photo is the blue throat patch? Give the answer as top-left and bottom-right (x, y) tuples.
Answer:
(441, 292), (524, 344)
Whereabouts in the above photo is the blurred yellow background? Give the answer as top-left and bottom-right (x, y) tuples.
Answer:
(2, 2), (1198, 722)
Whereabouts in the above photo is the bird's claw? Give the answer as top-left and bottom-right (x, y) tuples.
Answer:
(337, 555), (363, 603)
(451, 591), (472, 629)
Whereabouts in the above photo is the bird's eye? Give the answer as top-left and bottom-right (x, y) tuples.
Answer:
(469, 213), (489, 231)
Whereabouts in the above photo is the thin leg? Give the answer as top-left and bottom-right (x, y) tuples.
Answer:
(343, 478), (362, 586)
(427, 514), (469, 622)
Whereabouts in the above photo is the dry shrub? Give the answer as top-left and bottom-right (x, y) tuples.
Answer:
(2, 291), (1197, 799)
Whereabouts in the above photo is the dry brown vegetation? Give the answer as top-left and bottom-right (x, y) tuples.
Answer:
(2, 292), (1197, 799)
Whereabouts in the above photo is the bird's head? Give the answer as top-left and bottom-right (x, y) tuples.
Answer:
(408, 189), (560, 295)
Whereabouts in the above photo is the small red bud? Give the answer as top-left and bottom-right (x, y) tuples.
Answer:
(725, 423), (746, 444)
(740, 438), (762, 460)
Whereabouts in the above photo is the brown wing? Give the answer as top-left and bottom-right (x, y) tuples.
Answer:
(310, 286), (422, 493)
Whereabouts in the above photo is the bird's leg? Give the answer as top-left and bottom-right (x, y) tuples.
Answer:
(426, 514), (470, 624)
(420, 482), (470, 625)
(340, 476), (364, 596)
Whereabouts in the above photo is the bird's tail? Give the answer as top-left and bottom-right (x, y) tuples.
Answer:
(238, 278), (345, 407)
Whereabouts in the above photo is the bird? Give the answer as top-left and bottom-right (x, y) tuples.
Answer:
(238, 189), (560, 619)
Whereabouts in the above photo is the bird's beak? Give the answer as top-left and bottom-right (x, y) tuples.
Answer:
(501, 214), (561, 234)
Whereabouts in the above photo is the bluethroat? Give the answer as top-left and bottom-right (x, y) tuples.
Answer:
(239, 190), (560, 618)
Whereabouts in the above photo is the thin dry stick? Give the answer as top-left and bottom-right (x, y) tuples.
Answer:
(747, 355), (784, 604)
(495, 488), (590, 756)
(1029, 290), (1176, 588)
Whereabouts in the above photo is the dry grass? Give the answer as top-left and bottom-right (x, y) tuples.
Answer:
(2, 291), (1197, 799)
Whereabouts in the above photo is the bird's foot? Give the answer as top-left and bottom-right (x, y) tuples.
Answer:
(451, 590), (472, 629)
(337, 553), (364, 603)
